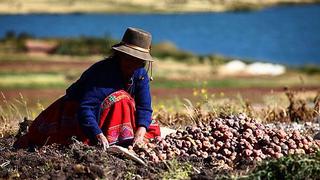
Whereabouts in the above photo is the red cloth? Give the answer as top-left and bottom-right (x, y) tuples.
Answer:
(14, 90), (161, 148)
(98, 90), (160, 145)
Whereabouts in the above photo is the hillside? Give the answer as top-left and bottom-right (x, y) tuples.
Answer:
(0, 0), (319, 14)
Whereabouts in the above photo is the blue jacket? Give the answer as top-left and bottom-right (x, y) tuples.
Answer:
(65, 56), (152, 141)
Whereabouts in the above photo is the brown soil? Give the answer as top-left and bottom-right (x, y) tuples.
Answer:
(0, 137), (138, 179)
(0, 136), (228, 179)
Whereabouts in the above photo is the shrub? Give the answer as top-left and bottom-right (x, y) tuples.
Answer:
(55, 36), (117, 56)
(246, 151), (320, 179)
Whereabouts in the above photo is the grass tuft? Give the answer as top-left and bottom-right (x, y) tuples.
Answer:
(0, 92), (41, 137)
(161, 159), (193, 180)
(244, 151), (320, 179)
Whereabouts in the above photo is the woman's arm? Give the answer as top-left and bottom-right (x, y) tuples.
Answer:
(134, 70), (153, 129)
(78, 87), (114, 147)
(133, 69), (153, 144)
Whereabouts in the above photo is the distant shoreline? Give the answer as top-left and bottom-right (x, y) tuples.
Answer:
(0, 0), (319, 14)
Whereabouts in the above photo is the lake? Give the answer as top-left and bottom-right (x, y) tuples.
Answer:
(1, 4), (320, 66)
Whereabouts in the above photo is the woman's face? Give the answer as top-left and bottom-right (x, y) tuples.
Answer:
(118, 53), (146, 79)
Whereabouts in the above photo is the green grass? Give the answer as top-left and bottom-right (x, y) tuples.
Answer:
(243, 151), (320, 179)
(0, 73), (68, 89)
(1, 73), (319, 89)
(160, 159), (193, 180)
(0, 53), (42, 62)
(298, 65), (320, 75)
(151, 75), (320, 89)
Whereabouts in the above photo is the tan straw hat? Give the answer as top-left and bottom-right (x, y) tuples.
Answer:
(112, 27), (153, 62)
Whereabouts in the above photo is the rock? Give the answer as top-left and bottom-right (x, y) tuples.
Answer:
(313, 132), (320, 140)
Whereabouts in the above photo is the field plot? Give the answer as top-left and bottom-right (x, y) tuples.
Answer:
(0, 53), (320, 179)
(1, 110), (320, 179)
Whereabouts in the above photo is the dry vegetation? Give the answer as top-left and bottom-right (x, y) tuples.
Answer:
(0, 0), (319, 14)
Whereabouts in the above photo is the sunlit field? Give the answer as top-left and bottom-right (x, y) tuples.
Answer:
(1, 22), (320, 179)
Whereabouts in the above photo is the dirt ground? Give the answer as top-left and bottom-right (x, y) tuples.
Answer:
(0, 136), (148, 179)
(0, 136), (231, 180)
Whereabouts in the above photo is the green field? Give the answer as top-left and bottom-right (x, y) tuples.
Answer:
(0, 55), (319, 89)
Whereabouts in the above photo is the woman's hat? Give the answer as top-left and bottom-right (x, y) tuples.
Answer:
(112, 27), (153, 62)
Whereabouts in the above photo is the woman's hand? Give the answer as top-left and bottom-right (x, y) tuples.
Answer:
(133, 127), (146, 146)
(96, 133), (109, 151)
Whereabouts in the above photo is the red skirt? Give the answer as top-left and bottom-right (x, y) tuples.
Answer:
(14, 90), (161, 148)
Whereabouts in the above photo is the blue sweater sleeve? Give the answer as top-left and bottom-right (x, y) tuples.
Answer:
(134, 70), (153, 129)
(78, 87), (114, 141)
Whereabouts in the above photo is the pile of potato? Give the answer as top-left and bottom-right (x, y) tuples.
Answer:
(128, 114), (320, 165)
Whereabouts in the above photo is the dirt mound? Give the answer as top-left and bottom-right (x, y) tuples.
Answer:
(0, 137), (143, 179)
(0, 136), (235, 179)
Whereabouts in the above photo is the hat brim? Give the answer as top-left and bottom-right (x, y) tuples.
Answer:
(112, 44), (154, 62)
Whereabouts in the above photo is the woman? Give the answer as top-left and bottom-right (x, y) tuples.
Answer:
(14, 27), (161, 150)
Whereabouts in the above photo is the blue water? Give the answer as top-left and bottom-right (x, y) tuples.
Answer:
(1, 4), (320, 66)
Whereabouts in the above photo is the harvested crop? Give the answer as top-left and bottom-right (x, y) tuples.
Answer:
(130, 114), (320, 167)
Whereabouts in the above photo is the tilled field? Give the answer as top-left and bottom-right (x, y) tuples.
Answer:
(1, 114), (320, 179)
(0, 136), (229, 179)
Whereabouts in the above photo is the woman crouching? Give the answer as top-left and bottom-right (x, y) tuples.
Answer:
(14, 27), (161, 150)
